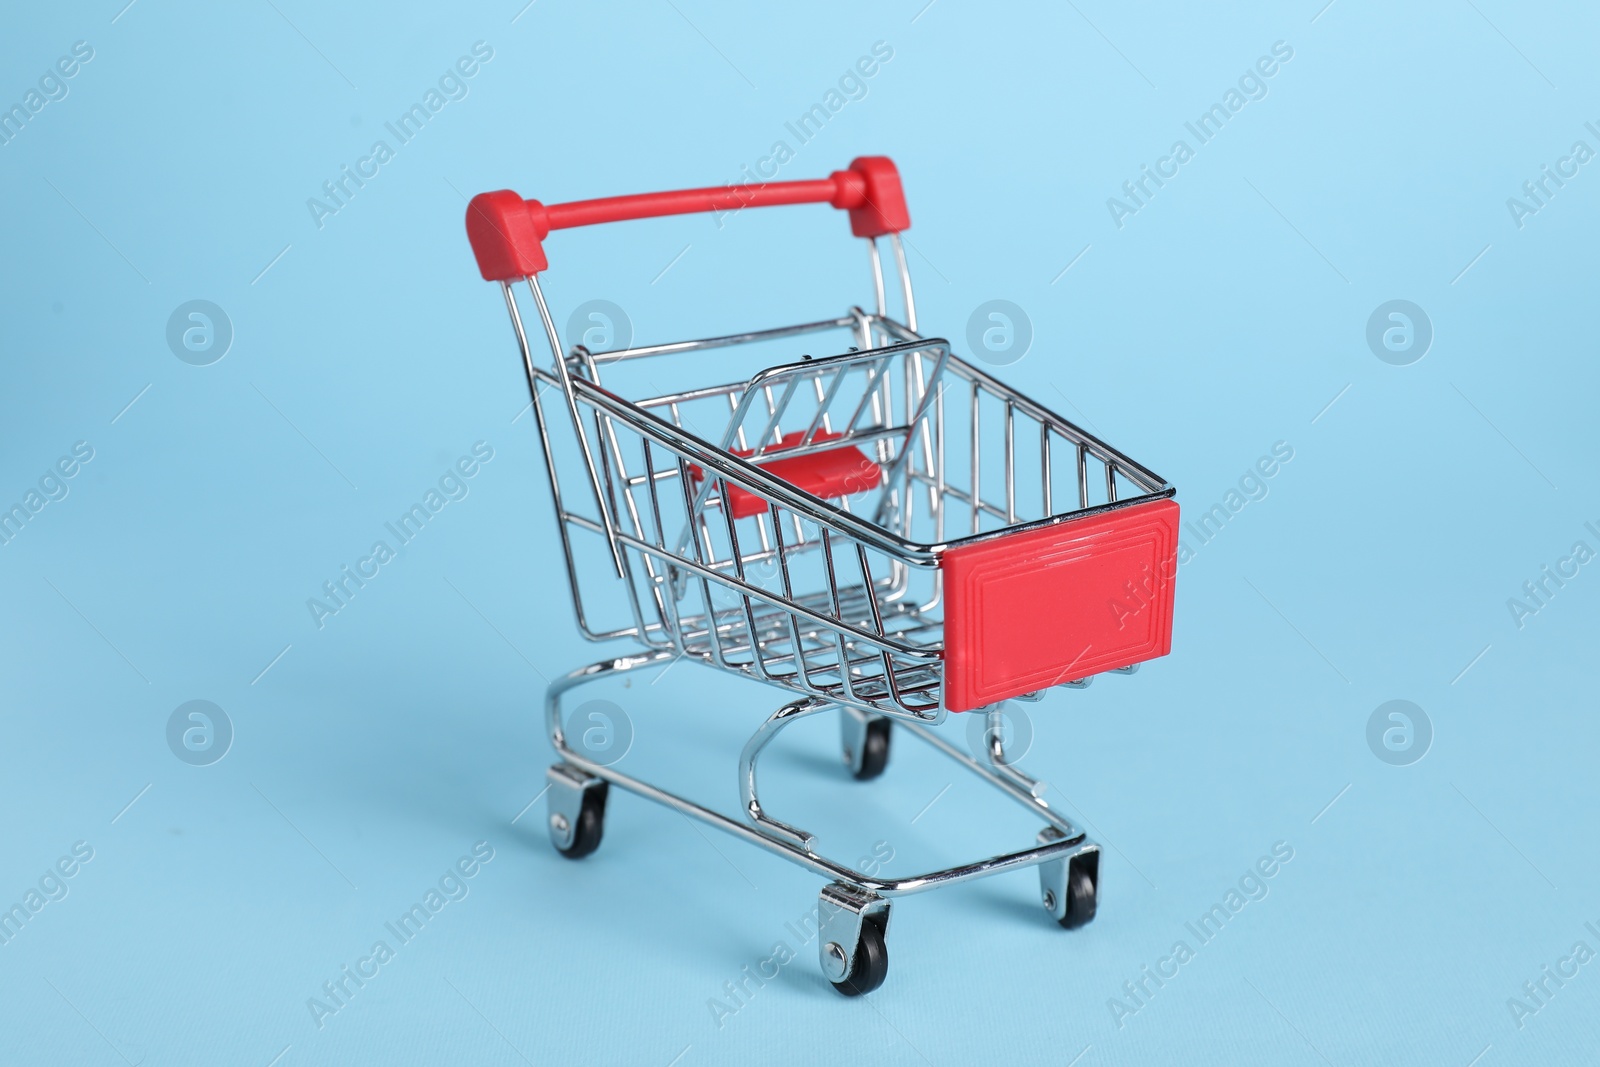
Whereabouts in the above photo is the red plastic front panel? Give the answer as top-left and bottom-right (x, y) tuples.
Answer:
(941, 499), (1179, 712)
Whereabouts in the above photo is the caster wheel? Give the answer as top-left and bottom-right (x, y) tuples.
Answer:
(831, 920), (889, 997)
(553, 781), (607, 860)
(851, 718), (891, 781)
(1057, 867), (1096, 929)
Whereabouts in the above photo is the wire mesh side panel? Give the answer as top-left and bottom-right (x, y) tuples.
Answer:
(569, 365), (946, 718)
(897, 356), (1170, 545)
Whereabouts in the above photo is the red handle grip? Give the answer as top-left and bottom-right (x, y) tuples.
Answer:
(466, 155), (909, 281)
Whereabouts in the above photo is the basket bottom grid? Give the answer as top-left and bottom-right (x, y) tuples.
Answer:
(667, 582), (945, 714)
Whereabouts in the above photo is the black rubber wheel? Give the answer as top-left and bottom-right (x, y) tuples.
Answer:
(555, 783), (607, 860)
(831, 920), (889, 996)
(852, 718), (891, 781)
(1057, 867), (1097, 929)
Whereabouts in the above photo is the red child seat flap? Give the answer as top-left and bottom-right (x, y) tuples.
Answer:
(693, 430), (884, 520)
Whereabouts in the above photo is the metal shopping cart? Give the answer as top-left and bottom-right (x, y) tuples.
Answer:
(464, 156), (1179, 995)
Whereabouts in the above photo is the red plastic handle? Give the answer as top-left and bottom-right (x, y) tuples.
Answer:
(466, 156), (909, 281)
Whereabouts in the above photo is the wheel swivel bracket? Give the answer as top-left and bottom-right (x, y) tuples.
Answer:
(546, 763), (604, 852)
(1036, 826), (1099, 923)
(817, 882), (891, 984)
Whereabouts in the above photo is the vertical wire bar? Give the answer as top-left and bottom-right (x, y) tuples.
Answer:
(855, 544), (902, 711)
(881, 350), (914, 593)
(867, 237), (886, 317)
(869, 342), (948, 531)
(640, 442), (670, 551)
(1004, 401), (1016, 524)
(806, 373), (832, 444)
(638, 441), (681, 646)
(970, 385), (982, 536)
(851, 305), (875, 353)
(934, 376), (947, 543)
(675, 455), (726, 669)
(914, 356), (938, 498)
(590, 400), (659, 643)
(729, 392), (749, 453)
(753, 510), (774, 564)
(720, 479), (769, 679)
(594, 406), (644, 539)
(770, 504), (811, 689)
(1105, 459), (1118, 503)
(1076, 443), (1089, 510)
(762, 384), (782, 448)
(820, 529), (857, 703)
(889, 435), (915, 601)
(698, 496), (718, 572)
(1041, 423), (1053, 517)
(789, 510), (810, 569)
(889, 233), (916, 332)
(867, 364), (891, 505)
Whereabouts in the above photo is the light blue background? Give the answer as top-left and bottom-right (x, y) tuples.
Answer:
(3, 1), (1598, 1064)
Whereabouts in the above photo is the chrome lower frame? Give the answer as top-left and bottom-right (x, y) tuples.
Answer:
(543, 649), (1101, 983)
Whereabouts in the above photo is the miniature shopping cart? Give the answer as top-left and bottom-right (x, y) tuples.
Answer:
(465, 156), (1179, 995)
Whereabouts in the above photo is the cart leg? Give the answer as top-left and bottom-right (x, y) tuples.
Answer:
(1037, 828), (1099, 929)
(840, 707), (891, 781)
(547, 763), (608, 860)
(818, 882), (891, 996)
